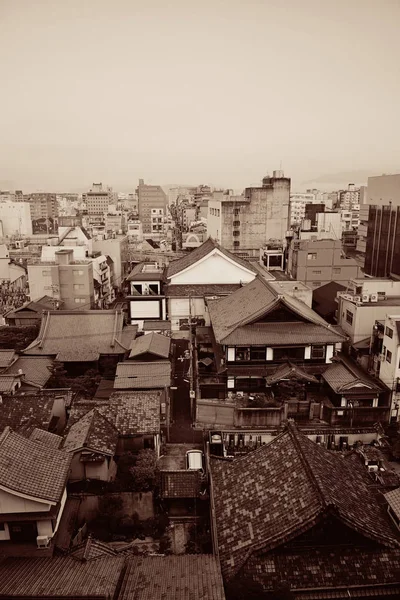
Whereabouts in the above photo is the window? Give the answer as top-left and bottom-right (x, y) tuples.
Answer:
(233, 230), (240, 236)
(346, 310), (354, 325)
(386, 327), (393, 339)
(307, 253), (317, 260)
(312, 281), (321, 287)
(235, 347), (251, 361)
(73, 269), (84, 276)
(386, 350), (392, 363)
(233, 221), (240, 227)
(233, 241), (240, 247)
(234, 209), (240, 215)
(42, 270), (50, 276)
(73, 283), (84, 290)
(313, 270), (322, 274)
(273, 347), (305, 361)
(74, 298), (86, 304)
(311, 345), (325, 359)
(250, 347), (266, 361)
(333, 268), (341, 274)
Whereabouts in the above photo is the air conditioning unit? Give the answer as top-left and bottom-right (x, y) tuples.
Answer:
(342, 294), (353, 301)
(37, 535), (50, 548)
(370, 293), (378, 302)
(367, 464), (379, 473)
(353, 295), (361, 303)
(362, 294), (369, 303)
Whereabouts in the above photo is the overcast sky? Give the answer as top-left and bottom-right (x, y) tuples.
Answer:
(0, 0), (399, 192)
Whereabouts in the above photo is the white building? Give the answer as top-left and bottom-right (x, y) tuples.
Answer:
(0, 202), (33, 237)
(339, 184), (360, 209)
(378, 314), (400, 421)
(289, 193), (316, 226)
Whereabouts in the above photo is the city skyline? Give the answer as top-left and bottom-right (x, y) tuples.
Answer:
(0, 0), (399, 191)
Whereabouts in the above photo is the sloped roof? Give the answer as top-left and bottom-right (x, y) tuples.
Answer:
(0, 427), (71, 503)
(385, 488), (400, 520)
(126, 262), (165, 281)
(0, 374), (21, 392)
(0, 393), (62, 434)
(312, 281), (346, 317)
(0, 556), (125, 598)
(4, 356), (53, 387)
(166, 237), (257, 278)
(63, 409), (118, 455)
(23, 310), (135, 361)
(143, 320), (171, 331)
(68, 535), (118, 561)
(322, 354), (386, 394)
(129, 332), (171, 359)
(210, 424), (399, 581)
(164, 283), (241, 297)
(266, 362), (319, 385)
(5, 295), (59, 318)
(114, 361), (171, 389)
(30, 427), (63, 448)
(119, 555), (226, 600)
(0, 350), (16, 369)
(208, 277), (346, 345)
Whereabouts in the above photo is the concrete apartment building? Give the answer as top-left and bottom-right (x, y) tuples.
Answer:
(0, 202), (32, 237)
(92, 234), (129, 288)
(24, 193), (58, 222)
(207, 170), (290, 255)
(136, 179), (168, 235)
(378, 313), (400, 420)
(288, 238), (361, 289)
(28, 248), (94, 309)
(289, 192), (316, 226)
(85, 183), (114, 216)
(338, 183), (360, 209)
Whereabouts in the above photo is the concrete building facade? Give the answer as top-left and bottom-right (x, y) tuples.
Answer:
(289, 193), (316, 226)
(338, 183), (360, 209)
(85, 183), (114, 216)
(288, 238), (362, 289)
(367, 174), (400, 206)
(25, 193), (58, 222)
(0, 202), (33, 237)
(364, 205), (400, 278)
(137, 179), (168, 234)
(207, 170), (290, 255)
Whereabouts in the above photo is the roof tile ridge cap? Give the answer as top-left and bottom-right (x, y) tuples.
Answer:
(0, 426), (11, 446)
(287, 423), (333, 510)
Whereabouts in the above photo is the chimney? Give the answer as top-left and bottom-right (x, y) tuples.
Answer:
(55, 248), (74, 265)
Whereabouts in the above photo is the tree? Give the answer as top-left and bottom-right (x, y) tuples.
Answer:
(47, 362), (101, 397)
(131, 448), (158, 491)
(0, 325), (40, 352)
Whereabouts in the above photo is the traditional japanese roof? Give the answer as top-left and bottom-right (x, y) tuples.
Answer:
(0, 374), (21, 392)
(119, 555), (226, 600)
(0, 427), (71, 503)
(210, 424), (400, 581)
(166, 237), (257, 278)
(143, 320), (171, 331)
(165, 283), (242, 297)
(4, 295), (60, 320)
(0, 555), (125, 598)
(312, 281), (346, 317)
(0, 350), (16, 369)
(30, 427), (63, 448)
(265, 362), (319, 385)
(129, 332), (171, 359)
(68, 535), (118, 561)
(4, 356), (53, 388)
(0, 393), (62, 435)
(322, 354), (387, 394)
(114, 361), (171, 389)
(385, 488), (400, 520)
(23, 310), (136, 361)
(160, 470), (202, 498)
(208, 277), (347, 346)
(63, 409), (118, 455)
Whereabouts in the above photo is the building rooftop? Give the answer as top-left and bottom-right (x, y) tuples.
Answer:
(114, 361), (171, 389)
(0, 393), (60, 434)
(164, 283), (241, 297)
(0, 350), (17, 369)
(23, 310), (135, 362)
(126, 261), (165, 281)
(129, 332), (171, 360)
(160, 471), (202, 498)
(0, 427), (71, 503)
(3, 356), (54, 388)
(322, 354), (388, 394)
(29, 427), (63, 449)
(63, 409), (118, 456)
(142, 320), (171, 331)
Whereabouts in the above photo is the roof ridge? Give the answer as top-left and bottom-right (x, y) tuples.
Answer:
(0, 426), (11, 446)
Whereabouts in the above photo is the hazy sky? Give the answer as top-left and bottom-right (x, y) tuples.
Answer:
(0, 0), (399, 192)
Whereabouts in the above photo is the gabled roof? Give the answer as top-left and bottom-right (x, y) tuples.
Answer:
(0, 427), (71, 503)
(114, 361), (171, 389)
(0, 374), (21, 392)
(0, 392), (64, 435)
(68, 535), (118, 561)
(0, 556), (125, 598)
(5, 295), (60, 318)
(119, 555), (226, 600)
(23, 310), (135, 361)
(30, 427), (63, 448)
(4, 356), (53, 388)
(210, 424), (399, 581)
(385, 488), (400, 520)
(322, 354), (387, 394)
(312, 281), (346, 317)
(63, 409), (118, 455)
(0, 350), (16, 369)
(129, 332), (171, 359)
(164, 283), (241, 297)
(208, 277), (346, 345)
(166, 237), (258, 279)
(265, 362), (319, 385)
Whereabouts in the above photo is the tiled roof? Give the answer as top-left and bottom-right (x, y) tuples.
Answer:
(30, 427), (63, 448)
(241, 546), (400, 594)
(23, 310), (135, 361)
(129, 332), (171, 359)
(0, 427), (71, 503)
(63, 409), (118, 455)
(143, 320), (171, 331)
(0, 350), (16, 369)
(385, 488), (400, 520)
(4, 356), (53, 387)
(119, 555), (226, 600)
(160, 470), (202, 498)
(322, 354), (386, 394)
(165, 283), (241, 297)
(210, 424), (399, 581)
(68, 535), (118, 561)
(69, 391), (162, 435)
(166, 237), (257, 278)
(0, 393), (59, 434)
(114, 361), (171, 389)
(266, 362), (319, 385)
(0, 555), (125, 598)
(6, 295), (59, 318)
(208, 277), (346, 345)
(0, 375), (21, 392)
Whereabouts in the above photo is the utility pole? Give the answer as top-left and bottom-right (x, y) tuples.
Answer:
(188, 295), (195, 419)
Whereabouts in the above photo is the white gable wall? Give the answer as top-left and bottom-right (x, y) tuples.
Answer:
(169, 250), (255, 285)
(0, 487), (51, 514)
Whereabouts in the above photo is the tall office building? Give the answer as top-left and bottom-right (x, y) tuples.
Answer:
(136, 179), (168, 235)
(85, 183), (114, 216)
(364, 205), (400, 278)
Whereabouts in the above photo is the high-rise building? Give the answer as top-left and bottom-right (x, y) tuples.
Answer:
(136, 179), (168, 235)
(25, 193), (58, 222)
(289, 192), (316, 226)
(338, 183), (360, 209)
(367, 174), (400, 206)
(207, 170), (290, 255)
(364, 205), (400, 278)
(85, 183), (114, 216)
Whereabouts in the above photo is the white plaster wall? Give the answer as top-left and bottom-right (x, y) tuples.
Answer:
(169, 251), (255, 285)
(0, 488), (51, 514)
